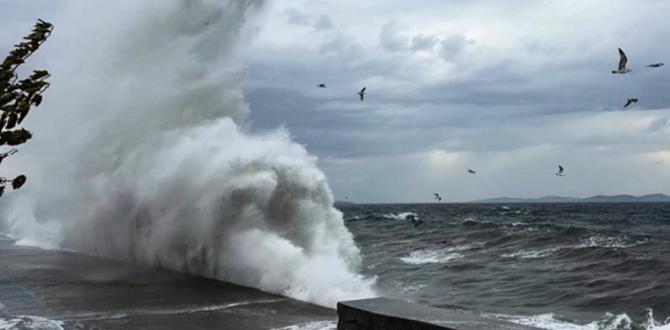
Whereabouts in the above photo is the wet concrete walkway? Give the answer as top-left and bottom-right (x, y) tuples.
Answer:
(0, 237), (335, 329)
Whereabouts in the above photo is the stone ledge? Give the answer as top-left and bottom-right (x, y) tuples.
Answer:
(337, 298), (540, 330)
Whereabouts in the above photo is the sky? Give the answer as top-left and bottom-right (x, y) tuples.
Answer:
(245, 0), (670, 202)
(3, 1), (670, 203)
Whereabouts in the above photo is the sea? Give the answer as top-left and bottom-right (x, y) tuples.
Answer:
(340, 203), (670, 330)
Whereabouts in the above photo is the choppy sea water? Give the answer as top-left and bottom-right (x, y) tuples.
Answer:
(341, 203), (670, 330)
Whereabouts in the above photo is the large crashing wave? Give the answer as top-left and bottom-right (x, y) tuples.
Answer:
(0, 0), (374, 307)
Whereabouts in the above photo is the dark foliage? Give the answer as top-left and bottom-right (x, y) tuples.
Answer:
(0, 19), (52, 195)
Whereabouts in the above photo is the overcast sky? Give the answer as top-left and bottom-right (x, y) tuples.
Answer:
(3, 1), (670, 203)
(246, 0), (670, 202)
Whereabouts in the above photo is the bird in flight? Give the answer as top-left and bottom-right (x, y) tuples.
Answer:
(556, 165), (565, 177)
(467, 169), (476, 175)
(612, 48), (631, 74)
(434, 193), (443, 202)
(317, 83), (327, 88)
(358, 86), (366, 101)
(647, 63), (664, 68)
(624, 98), (638, 109)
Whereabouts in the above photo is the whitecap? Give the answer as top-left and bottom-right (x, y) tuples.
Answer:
(577, 235), (648, 249)
(380, 212), (419, 221)
(271, 320), (337, 330)
(492, 309), (670, 330)
(0, 315), (64, 330)
(502, 235), (648, 260)
(400, 247), (465, 265)
(492, 312), (629, 330)
(501, 247), (562, 260)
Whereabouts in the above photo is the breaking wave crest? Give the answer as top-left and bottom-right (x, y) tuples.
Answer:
(0, 316), (63, 330)
(272, 321), (337, 330)
(501, 235), (649, 260)
(0, 0), (374, 307)
(400, 245), (475, 265)
(380, 212), (419, 220)
(494, 309), (670, 330)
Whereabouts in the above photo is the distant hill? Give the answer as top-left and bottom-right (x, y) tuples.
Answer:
(472, 194), (670, 204)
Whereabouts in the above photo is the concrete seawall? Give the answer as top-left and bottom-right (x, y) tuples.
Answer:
(338, 298), (541, 330)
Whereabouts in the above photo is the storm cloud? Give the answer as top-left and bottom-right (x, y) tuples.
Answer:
(247, 0), (670, 202)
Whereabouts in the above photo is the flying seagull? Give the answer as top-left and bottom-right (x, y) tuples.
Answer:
(358, 86), (366, 101)
(624, 98), (638, 109)
(612, 48), (631, 74)
(317, 83), (327, 88)
(556, 165), (565, 177)
(467, 169), (476, 175)
(647, 63), (664, 68)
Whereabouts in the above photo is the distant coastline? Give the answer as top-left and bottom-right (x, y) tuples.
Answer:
(471, 193), (670, 204)
(335, 193), (670, 205)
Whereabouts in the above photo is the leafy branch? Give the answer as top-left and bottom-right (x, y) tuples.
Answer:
(0, 19), (53, 196)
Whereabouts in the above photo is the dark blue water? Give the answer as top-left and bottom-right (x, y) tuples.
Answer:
(341, 203), (670, 330)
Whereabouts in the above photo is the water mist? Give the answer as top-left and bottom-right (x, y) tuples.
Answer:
(0, 0), (375, 307)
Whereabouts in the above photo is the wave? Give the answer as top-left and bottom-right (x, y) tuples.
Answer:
(343, 215), (364, 222)
(461, 217), (497, 228)
(401, 283), (428, 293)
(0, 315), (63, 330)
(0, 0), (374, 307)
(580, 235), (649, 249)
(272, 321), (337, 330)
(501, 247), (562, 260)
(343, 211), (418, 222)
(379, 212), (419, 221)
(501, 235), (649, 260)
(400, 245), (474, 265)
(493, 309), (670, 330)
(498, 206), (530, 216)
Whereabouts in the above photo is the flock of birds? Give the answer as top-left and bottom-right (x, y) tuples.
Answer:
(325, 48), (664, 204)
(612, 48), (664, 109)
(431, 167), (565, 201)
(318, 49), (662, 107)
